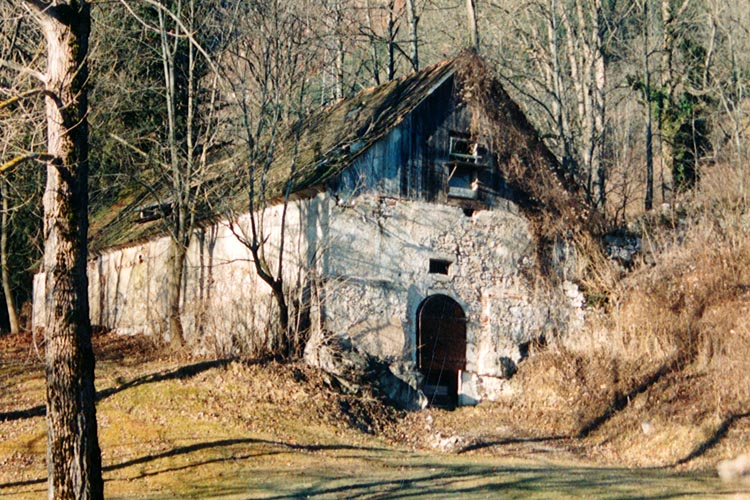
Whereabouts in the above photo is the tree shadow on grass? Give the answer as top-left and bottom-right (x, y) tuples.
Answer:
(106, 437), (393, 475)
(0, 436), (393, 492)
(2, 436), (742, 498)
(0, 358), (236, 422)
(674, 411), (750, 466)
(577, 357), (680, 439)
(253, 460), (729, 500)
(456, 435), (568, 454)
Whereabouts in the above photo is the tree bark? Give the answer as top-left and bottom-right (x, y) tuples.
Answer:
(466, 0), (479, 52)
(365, 0), (381, 85)
(643, 0), (654, 210)
(30, 0), (104, 497)
(167, 240), (186, 347)
(386, 0), (396, 80)
(406, 0), (419, 70)
(0, 182), (20, 334)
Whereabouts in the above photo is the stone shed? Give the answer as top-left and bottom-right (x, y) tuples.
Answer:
(33, 56), (584, 408)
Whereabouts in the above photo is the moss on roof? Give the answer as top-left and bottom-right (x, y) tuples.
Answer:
(88, 59), (458, 254)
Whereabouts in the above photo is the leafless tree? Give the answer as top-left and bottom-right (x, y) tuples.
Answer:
(1, 0), (103, 496)
(363, 0), (401, 82)
(223, 0), (322, 357)
(115, 0), (224, 347)
(494, 0), (608, 207)
(405, 0), (419, 70)
(705, 0), (749, 201)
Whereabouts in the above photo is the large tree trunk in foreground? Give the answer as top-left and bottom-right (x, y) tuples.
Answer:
(33, 0), (103, 497)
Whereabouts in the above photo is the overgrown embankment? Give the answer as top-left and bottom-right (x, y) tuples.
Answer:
(472, 165), (750, 468)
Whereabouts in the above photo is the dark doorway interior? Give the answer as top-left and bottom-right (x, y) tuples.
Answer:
(417, 295), (466, 409)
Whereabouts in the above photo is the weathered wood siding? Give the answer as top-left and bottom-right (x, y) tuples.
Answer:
(330, 76), (514, 206)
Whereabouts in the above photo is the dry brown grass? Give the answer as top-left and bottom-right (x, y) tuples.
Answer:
(3, 332), (745, 498)
(489, 162), (750, 468)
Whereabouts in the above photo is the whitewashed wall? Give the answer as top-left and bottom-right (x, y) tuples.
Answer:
(33, 195), (329, 355)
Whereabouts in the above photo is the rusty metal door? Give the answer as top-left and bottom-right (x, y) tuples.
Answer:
(417, 295), (466, 406)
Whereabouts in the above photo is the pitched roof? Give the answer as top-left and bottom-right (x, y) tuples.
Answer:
(254, 59), (457, 202)
(88, 59), (459, 254)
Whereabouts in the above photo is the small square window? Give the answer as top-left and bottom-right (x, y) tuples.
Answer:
(429, 259), (452, 275)
(447, 164), (480, 199)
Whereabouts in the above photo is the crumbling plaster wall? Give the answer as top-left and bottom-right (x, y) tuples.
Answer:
(32, 188), (583, 404)
(313, 193), (582, 402)
(32, 195), (329, 354)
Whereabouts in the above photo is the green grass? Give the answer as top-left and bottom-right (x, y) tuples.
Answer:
(1, 342), (748, 499)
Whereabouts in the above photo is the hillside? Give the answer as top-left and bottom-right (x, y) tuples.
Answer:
(1, 322), (749, 498)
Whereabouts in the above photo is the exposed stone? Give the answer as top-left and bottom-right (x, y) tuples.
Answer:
(307, 333), (426, 410)
(429, 433), (468, 453)
(641, 421), (653, 435)
(717, 454), (750, 482)
(604, 231), (641, 267)
(459, 371), (517, 405)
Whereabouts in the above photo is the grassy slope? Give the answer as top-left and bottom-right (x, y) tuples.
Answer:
(1, 332), (748, 499)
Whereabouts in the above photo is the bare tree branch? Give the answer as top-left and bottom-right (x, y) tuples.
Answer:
(117, 0), (221, 77)
(0, 152), (52, 175)
(0, 57), (46, 83)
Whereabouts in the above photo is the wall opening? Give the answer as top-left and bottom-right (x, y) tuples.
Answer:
(446, 134), (489, 200)
(417, 294), (466, 409)
(428, 258), (452, 275)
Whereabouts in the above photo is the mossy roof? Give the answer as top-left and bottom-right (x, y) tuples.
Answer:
(88, 59), (458, 255)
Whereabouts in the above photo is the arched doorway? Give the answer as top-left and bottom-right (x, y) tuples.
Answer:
(417, 295), (466, 408)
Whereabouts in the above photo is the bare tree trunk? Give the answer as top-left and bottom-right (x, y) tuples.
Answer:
(28, 0), (104, 497)
(546, 0), (575, 174)
(659, 0), (675, 186)
(158, 5), (189, 348)
(335, 36), (345, 99)
(332, 0), (345, 99)
(591, 0), (606, 207)
(466, 0), (479, 52)
(643, 0), (654, 210)
(167, 241), (186, 347)
(406, 0), (419, 70)
(365, 0), (381, 85)
(386, 0), (396, 80)
(559, 1), (595, 202)
(705, 0), (745, 201)
(0, 182), (19, 334)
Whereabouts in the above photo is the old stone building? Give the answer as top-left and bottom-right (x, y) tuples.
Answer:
(33, 56), (584, 408)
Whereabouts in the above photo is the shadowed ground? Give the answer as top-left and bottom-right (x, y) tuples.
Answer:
(1, 332), (748, 499)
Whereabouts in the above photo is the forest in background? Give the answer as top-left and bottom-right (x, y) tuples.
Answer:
(1, 0), (749, 334)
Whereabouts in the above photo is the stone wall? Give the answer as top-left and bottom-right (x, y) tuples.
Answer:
(308, 194), (581, 403)
(32, 190), (583, 404)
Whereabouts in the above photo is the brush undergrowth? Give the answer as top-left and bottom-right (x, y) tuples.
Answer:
(502, 163), (750, 467)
